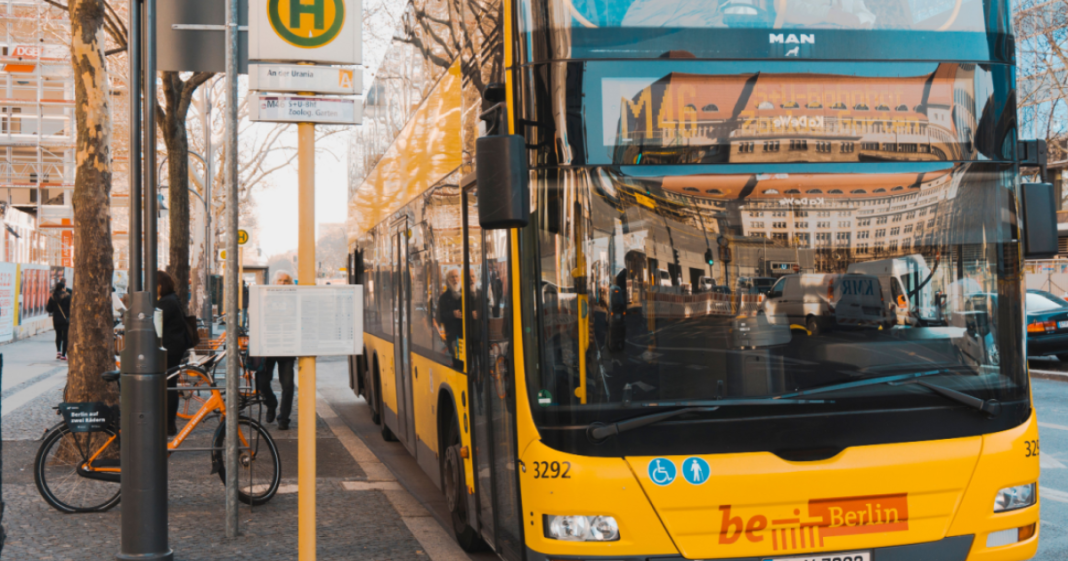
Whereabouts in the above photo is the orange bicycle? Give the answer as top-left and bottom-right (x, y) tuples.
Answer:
(33, 368), (280, 513)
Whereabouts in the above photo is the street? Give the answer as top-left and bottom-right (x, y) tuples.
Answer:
(1034, 377), (1068, 560)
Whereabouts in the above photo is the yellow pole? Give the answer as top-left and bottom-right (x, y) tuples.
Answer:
(297, 121), (317, 560)
(238, 246), (244, 312)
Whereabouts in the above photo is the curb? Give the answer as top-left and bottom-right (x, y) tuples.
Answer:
(1031, 369), (1068, 382)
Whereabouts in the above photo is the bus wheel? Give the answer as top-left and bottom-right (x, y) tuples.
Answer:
(443, 421), (483, 551)
(805, 315), (821, 336)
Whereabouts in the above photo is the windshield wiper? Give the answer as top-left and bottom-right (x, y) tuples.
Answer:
(586, 397), (826, 441)
(776, 370), (1001, 416)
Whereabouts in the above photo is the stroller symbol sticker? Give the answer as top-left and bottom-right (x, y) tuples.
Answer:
(648, 458), (676, 486)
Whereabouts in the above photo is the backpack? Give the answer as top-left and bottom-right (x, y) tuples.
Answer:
(183, 315), (201, 348)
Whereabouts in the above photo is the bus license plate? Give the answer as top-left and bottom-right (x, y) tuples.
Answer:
(763, 552), (870, 561)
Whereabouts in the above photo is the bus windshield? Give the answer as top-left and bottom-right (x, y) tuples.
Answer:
(543, 0), (1004, 32)
(527, 162), (1028, 455)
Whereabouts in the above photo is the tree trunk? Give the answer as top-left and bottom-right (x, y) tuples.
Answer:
(159, 70), (213, 310)
(66, 0), (116, 406)
(166, 122), (191, 307)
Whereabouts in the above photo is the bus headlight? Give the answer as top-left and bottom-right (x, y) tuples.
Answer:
(994, 483), (1036, 512)
(545, 515), (620, 542)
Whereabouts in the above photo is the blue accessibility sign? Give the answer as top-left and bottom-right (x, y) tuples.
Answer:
(681, 457), (710, 485)
(648, 458), (677, 486)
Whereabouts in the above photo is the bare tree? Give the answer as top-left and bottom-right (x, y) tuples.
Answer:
(1016, 0), (1068, 166)
(157, 71), (214, 305)
(183, 79), (344, 315)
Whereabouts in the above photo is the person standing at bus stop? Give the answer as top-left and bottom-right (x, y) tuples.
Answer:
(158, 270), (194, 437)
(258, 271), (297, 430)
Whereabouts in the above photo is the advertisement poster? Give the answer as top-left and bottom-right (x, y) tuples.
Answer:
(0, 263), (15, 342)
(19, 264), (50, 324)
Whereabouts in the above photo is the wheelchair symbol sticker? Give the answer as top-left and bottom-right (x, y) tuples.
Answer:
(682, 457), (710, 485)
(648, 458), (676, 486)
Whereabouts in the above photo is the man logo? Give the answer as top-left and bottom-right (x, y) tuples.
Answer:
(769, 33), (815, 45)
(268, 0), (346, 49)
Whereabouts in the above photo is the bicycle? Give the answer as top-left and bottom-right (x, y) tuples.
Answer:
(34, 367), (281, 513)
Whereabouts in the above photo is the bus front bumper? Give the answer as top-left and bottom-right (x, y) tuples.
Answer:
(527, 531), (1037, 561)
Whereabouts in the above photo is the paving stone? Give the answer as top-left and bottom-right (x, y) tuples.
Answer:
(0, 331), (428, 561)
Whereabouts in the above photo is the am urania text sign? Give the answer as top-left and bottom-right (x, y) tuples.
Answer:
(250, 0), (361, 65)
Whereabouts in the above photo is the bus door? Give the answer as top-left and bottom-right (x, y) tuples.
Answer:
(463, 184), (524, 560)
(392, 218), (416, 454)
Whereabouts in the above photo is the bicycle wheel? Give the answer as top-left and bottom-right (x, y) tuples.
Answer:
(34, 425), (122, 513)
(212, 417), (280, 506)
(177, 367), (213, 420)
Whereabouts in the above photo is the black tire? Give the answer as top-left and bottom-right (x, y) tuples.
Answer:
(442, 420), (484, 551)
(212, 417), (281, 506)
(35, 425), (122, 513)
(806, 315), (821, 336)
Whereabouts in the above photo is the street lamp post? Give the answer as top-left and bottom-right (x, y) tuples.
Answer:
(117, 0), (172, 557)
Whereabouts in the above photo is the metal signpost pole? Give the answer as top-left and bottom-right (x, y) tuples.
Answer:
(297, 119), (317, 560)
(203, 85), (213, 338)
(118, 0), (171, 558)
(224, 0), (241, 539)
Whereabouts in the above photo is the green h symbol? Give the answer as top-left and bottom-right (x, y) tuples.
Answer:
(289, 0), (325, 30)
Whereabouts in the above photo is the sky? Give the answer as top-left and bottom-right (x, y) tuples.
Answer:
(251, 0), (404, 259)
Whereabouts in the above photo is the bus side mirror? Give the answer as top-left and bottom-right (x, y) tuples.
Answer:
(476, 134), (529, 230)
(1021, 182), (1058, 259)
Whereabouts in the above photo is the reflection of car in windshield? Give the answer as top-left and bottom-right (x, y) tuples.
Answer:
(739, 275), (781, 294)
(848, 254), (938, 326)
(656, 269), (673, 287)
(762, 273), (885, 334)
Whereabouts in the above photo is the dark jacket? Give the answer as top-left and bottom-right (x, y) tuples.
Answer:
(437, 289), (463, 343)
(46, 291), (71, 328)
(158, 292), (192, 367)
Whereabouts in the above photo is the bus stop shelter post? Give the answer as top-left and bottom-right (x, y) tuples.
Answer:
(297, 118), (318, 561)
(224, 0), (241, 540)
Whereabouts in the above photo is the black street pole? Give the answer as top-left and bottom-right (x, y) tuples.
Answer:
(118, 0), (171, 558)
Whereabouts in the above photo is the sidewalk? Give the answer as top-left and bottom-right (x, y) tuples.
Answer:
(1, 334), (473, 561)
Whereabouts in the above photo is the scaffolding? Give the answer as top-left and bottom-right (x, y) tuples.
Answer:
(0, 0), (73, 265)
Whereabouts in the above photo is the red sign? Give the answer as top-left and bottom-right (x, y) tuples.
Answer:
(11, 45), (41, 59)
(61, 230), (73, 267)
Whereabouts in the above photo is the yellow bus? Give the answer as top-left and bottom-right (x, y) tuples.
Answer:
(346, 1), (1055, 560)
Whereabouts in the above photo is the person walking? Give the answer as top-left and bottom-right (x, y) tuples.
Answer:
(258, 271), (297, 430)
(157, 270), (194, 436)
(45, 281), (71, 360)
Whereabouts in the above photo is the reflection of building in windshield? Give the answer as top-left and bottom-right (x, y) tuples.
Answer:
(657, 168), (958, 279)
(610, 64), (978, 164)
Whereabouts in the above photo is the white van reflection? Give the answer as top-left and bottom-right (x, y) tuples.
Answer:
(761, 273), (886, 335)
(848, 254), (939, 326)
